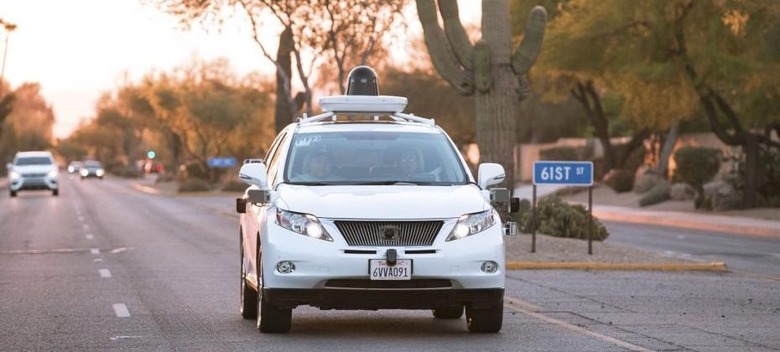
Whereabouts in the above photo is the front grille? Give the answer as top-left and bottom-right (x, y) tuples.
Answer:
(334, 221), (443, 246)
(22, 173), (46, 178)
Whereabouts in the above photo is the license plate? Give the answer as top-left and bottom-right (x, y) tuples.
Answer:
(369, 259), (412, 280)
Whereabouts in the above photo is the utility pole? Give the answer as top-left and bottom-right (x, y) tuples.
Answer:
(0, 19), (18, 96)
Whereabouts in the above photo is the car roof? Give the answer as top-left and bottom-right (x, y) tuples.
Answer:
(295, 121), (442, 135)
(15, 151), (54, 158)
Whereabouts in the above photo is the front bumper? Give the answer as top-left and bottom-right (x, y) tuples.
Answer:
(10, 175), (58, 191)
(260, 218), (506, 309)
(265, 287), (504, 310)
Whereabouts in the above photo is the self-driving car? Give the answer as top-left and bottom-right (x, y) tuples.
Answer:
(236, 67), (517, 334)
(8, 151), (59, 197)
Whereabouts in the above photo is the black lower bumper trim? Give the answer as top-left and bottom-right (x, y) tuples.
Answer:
(264, 288), (504, 310)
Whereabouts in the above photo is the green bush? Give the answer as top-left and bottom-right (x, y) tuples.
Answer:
(602, 169), (633, 193)
(726, 145), (780, 208)
(515, 196), (609, 241)
(673, 147), (720, 190)
(178, 178), (211, 193)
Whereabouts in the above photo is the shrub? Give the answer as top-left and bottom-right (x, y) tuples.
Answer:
(602, 169), (633, 193)
(515, 196), (609, 241)
(724, 145), (780, 208)
(178, 178), (211, 193)
(673, 147), (720, 190)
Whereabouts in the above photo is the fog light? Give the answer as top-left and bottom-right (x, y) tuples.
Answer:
(481, 261), (499, 273)
(276, 261), (296, 274)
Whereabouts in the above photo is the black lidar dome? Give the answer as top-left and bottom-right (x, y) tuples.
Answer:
(346, 66), (379, 96)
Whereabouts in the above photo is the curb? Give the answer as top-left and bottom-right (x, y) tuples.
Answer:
(506, 261), (729, 271)
(593, 207), (780, 238)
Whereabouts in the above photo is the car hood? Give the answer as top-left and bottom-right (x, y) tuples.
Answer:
(12, 165), (55, 174)
(275, 184), (489, 219)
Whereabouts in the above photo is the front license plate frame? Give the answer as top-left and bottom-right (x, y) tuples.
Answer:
(369, 259), (412, 280)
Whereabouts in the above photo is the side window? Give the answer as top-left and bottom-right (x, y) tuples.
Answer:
(265, 131), (289, 186)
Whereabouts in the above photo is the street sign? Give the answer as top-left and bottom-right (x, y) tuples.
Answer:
(207, 156), (237, 168)
(532, 161), (593, 186)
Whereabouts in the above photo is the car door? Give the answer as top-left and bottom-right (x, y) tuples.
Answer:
(243, 130), (289, 286)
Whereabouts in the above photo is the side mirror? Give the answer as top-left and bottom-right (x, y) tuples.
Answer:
(238, 161), (268, 189)
(477, 163), (505, 189)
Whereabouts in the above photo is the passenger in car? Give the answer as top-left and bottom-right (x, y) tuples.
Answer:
(398, 148), (423, 176)
(299, 150), (341, 181)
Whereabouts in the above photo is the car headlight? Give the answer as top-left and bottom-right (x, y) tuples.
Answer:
(9, 171), (20, 181)
(275, 209), (332, 242)
(48, 170), (58, 178)
(446, 209), (497, 242)
(96, 169), (105, 177)
(80, 169), (88, 176)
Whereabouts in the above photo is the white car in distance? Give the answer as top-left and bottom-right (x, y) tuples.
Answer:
(8, 151), (59, 197)
(237, 90), (515, 334)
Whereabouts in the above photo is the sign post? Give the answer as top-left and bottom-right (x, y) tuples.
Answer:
(532, 161), (595, 254)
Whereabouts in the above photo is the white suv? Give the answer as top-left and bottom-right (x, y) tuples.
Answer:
(9, 151), (59, 197)
(237, 92), (514, 334)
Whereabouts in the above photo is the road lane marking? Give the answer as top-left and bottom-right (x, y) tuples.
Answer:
(78, 216), (84, 222)
(112, 304), (130, 318)
(90, 248), (100, 255)
(99, 269), (112, 278)
(504, 296), (654, 352)
(94, 258), (103, 262)
(110, 247), (129, 254)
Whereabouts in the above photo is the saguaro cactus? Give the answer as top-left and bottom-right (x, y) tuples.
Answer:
(417, 0), (547, 188)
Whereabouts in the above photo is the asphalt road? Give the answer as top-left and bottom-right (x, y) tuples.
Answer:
(603, 221), (780, 280)
(1, 175), (778, 351)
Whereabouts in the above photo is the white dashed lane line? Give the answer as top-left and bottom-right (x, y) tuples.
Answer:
(90, 248), (100, 255)
(99, 269), (112, 278)
(112, 304), (130, 318)
(85, 234), (94, 240)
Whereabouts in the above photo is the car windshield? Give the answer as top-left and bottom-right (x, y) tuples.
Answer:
(285, 131), (468, 185)
(84, 161), (102, 168)
(15, 157), (52, 166)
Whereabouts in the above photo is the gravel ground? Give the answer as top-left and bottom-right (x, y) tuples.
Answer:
(505, 234), (696, 264)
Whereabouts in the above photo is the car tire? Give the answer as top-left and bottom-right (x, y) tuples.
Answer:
(466, 300), (503, 333)
(10, 190), (17, 197)
(240, 231), (258, 319)
(256, 246), (292, 333)
(52, 189), (59, 197)
(433, 305), (463, 319)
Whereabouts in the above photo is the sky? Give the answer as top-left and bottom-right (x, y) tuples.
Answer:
(1, 1), (478, 139)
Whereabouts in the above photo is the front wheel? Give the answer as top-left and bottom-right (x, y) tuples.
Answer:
(466, 300), (503, 333)
(10, 190), (17, 197)
(256, 246), (292, 333)
(239, 231), (258, 319)
(52, 189), (59, 197)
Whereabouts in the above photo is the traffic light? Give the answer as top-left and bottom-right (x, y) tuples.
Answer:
(147, 150), (156, 159)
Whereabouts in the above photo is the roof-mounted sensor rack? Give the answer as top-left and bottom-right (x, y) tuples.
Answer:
(298, 95), (435, 126)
